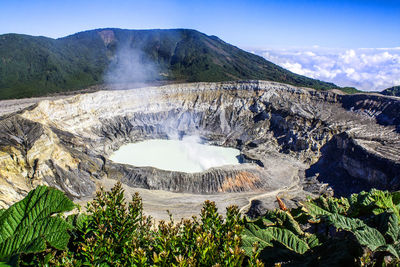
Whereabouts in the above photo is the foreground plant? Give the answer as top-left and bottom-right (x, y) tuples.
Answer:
(242, 205), (342, 266)
(0, 186), (75, 266)
(243, 189), (400, 266)
(49, 182), (248, 266)
(4, 182), (399, 266)
(303, 189), (400, 266)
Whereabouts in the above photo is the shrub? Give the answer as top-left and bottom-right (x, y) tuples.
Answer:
(48, 182), (250, 266)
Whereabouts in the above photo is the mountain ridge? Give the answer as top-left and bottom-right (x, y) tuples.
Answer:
(0, 28), (340, 99)
(381, 85), (400, 97)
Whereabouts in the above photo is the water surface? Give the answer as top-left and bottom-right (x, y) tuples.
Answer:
(110, 138), (240, 173)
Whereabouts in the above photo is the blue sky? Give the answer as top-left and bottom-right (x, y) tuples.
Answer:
(0, 0), (399, 49)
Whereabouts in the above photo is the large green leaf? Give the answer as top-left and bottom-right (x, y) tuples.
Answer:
(305, 234), (320, 249)
(266, 227), (310, 254)
(385, 212), (399, 243)
(349, 190), (400, 219)
(349, 191), (376, 216)
(326, 213), (386, 251)
(242, 224), (273, 256)
(263, 210), (303, 235)
(306, 196), (349, 216)
(0, 186), (75, 262)
(242, 224), (310, 258)
(302, 201), (332, 218)
(275, 210), (304, 236)
(373, 190), (394, 209)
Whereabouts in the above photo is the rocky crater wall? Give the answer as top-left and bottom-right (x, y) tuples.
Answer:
(0, 81), (399, 207)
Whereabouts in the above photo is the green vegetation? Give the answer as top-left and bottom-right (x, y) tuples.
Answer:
(55, 183), (249, 266)
(0, 33), (108, 99)
(1, 183), (260, 266)
(340, 86), (361, 94)
(1, 183), (399, 266)
(381, 86), (400, 97)
(244, 189), (400, 266)
(0, 186), (75, 266)
(0, 29), (340, 99)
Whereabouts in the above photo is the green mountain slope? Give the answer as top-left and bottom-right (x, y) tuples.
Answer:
(381, 85), (400, 97)
(0, 28), (338, 99)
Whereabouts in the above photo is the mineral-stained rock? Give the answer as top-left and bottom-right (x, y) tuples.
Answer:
(0, 81), (399, 213)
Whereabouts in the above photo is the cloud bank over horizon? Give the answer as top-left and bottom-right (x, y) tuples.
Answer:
(253, 47), (400, 92)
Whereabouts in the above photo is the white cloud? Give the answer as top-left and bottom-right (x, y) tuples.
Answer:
(255, 47), (400, 91)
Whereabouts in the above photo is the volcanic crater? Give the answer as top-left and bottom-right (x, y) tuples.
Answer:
(0, 81), (399, 219)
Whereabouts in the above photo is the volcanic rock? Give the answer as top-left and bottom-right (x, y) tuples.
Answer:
(0, 81), (398, 216)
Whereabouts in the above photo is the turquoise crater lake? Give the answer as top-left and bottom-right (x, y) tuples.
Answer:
(109, 138), (241, 173)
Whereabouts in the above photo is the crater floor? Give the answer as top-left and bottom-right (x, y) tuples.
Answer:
(0, 81), (399, 219)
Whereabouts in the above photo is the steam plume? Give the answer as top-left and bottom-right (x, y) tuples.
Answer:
(105, 43), (159, 89)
